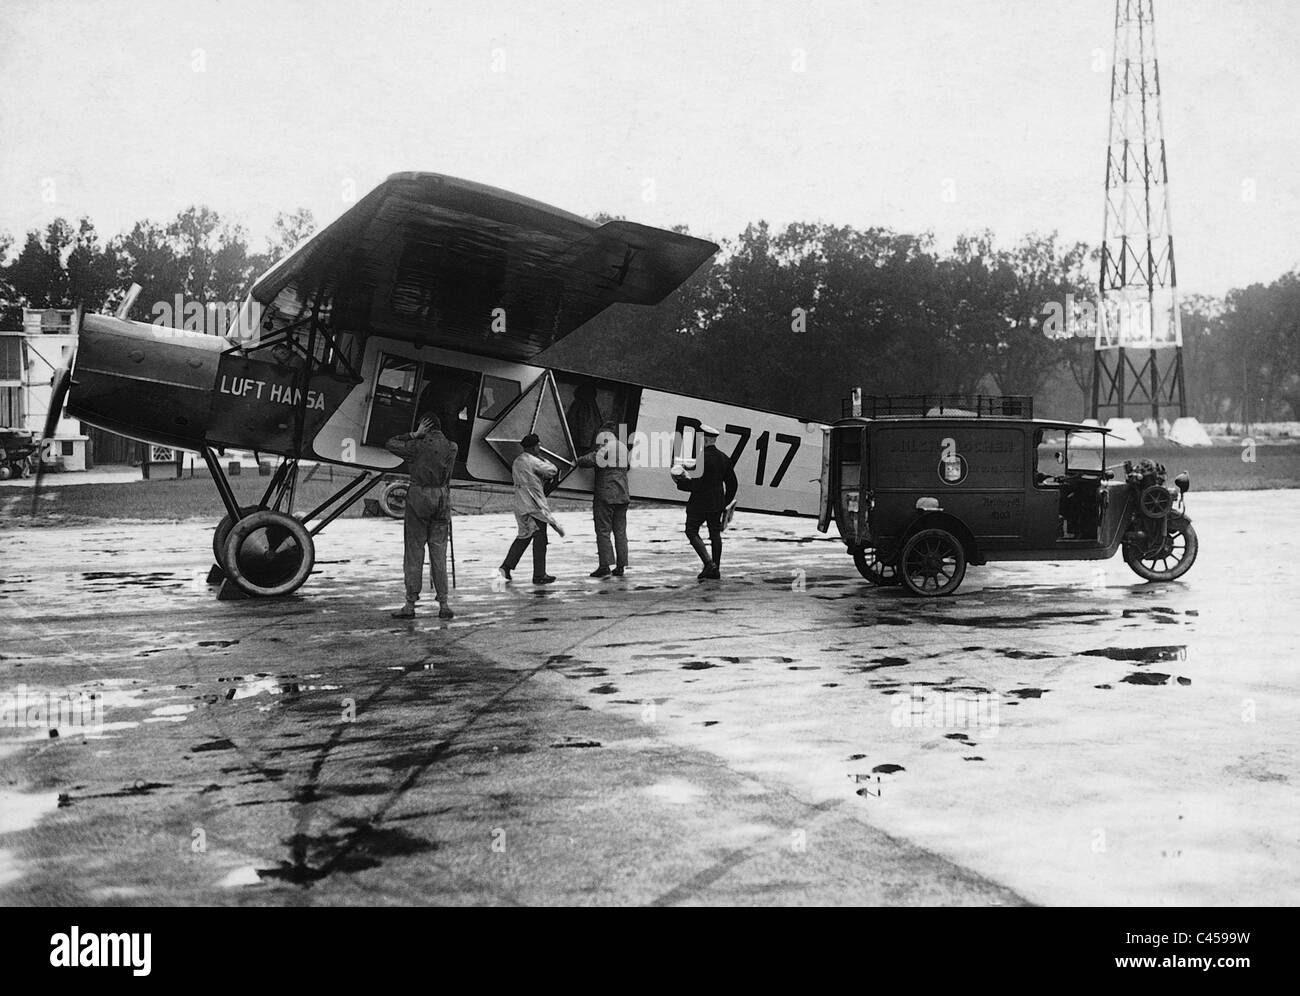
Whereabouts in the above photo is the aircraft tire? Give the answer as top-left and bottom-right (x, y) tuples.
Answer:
(213, 505), (262, 566)
(221, 509), (315, 597)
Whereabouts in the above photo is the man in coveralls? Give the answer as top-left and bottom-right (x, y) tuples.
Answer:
(386, 413), (457, 619)
(670, 424), (738, 581)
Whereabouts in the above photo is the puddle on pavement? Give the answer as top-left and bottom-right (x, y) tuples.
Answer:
(207, 674), (336, 699)
(644, 779), (705, 804)
(1121, 607), (1199, 620)
(146, 704), (195, 723)
(1121, 672), (1171, 686)
(57, 780), (172, 805)
(1080, 645), (1187, 664)
(80, 571), (180, 589)
(218, 866), (263, 888)
(550, 736), (602, 748)
(1118, 672), (1192, 686)
(855, 656), (909, 672)
(192, 738), (237, 753)
(0, 788), (62, 834)
(999, 648), (1058, 660)
(1006, 688), (1048, 699)
(920, 609), (1112, 629)
(561, 666), (608, 679)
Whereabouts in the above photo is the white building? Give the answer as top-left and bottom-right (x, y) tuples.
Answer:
(0, 308), (88, 470)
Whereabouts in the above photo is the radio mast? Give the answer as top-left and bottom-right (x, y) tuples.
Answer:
(1092, 0), (1187, 430)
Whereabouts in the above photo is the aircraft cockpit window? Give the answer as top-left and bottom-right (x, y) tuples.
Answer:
(478, 376), (521, 420)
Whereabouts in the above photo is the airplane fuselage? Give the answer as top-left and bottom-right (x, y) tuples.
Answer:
(68, 312), (825, 517)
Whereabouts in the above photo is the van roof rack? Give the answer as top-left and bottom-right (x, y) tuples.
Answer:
(840, 394), (1033, 419)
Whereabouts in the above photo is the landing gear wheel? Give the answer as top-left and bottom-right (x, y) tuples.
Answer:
(379, 479), (408, 519)
(221, 509), (315, 597)
(213, 505), (262, 565)
(899, 528), (966, 597)
(1124, 519), (1198, 582)
(853, 547), (900, 585)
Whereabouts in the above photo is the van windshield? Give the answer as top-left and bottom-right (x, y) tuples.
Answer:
(1064, 430), (1105, 472)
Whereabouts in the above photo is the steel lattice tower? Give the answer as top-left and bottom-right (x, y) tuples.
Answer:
(1092, 0), (1187, 423)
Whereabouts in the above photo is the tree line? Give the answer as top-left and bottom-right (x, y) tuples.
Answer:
(2, 208), (1296, 423)
(0, 207), (314, 331)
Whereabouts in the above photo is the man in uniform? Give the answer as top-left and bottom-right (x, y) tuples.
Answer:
(671, 424), (738, 581)
(499, 433), (565, 584)
(386, 413), (457, 619)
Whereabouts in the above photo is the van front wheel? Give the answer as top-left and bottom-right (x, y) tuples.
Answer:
(1124, 519), (1197, 582)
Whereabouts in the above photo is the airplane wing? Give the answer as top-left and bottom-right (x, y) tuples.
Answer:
(248, 172), (718, 362)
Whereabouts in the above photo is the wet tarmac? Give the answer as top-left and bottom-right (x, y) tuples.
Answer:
(1, 492), (1296, 905)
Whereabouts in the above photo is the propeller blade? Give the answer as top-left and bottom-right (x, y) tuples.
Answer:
(31, 307), (80, 515)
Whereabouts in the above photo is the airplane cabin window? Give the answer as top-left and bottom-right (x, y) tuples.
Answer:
(417, 362), (481, 468)
(554, 373), (639, 454)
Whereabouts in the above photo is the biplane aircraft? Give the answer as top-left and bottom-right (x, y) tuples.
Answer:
(45, 173), (825, 598)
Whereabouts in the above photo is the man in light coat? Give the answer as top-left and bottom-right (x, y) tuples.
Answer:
(499, 433), (565, 584)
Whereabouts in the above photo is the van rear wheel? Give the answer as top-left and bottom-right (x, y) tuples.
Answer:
(900, 528), (966, 597)
(853, 547), (900, 586)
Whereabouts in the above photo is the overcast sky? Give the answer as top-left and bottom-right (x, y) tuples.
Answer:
(2, 0), (1298, 295)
